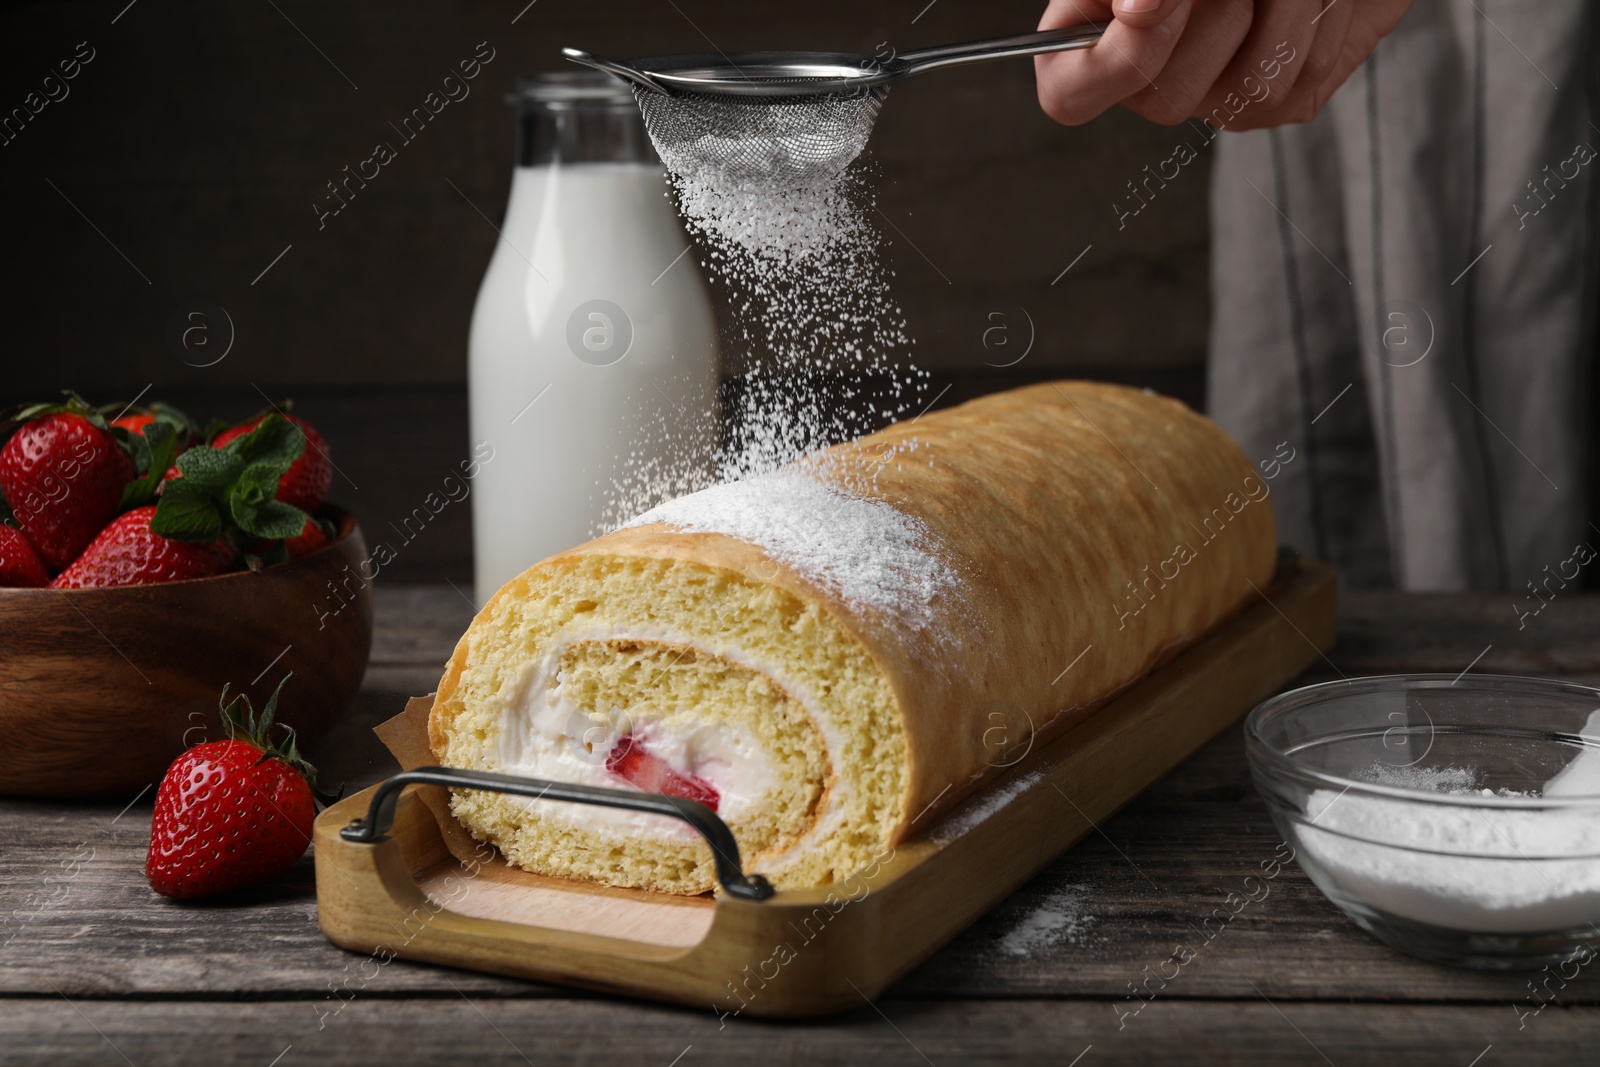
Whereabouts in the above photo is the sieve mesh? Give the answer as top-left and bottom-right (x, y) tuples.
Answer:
(633, 86), (888, 185)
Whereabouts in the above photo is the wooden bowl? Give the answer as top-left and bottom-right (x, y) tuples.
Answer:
(0, 508), (373, 799)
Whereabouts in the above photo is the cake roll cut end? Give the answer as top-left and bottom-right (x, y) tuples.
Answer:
(431, 549), (911, 895)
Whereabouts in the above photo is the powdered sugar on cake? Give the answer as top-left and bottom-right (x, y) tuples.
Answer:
(625, 468), (957, 631)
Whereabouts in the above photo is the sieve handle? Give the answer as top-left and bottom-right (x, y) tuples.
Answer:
(894, 25), (1104, 78)
(561, 47), (673, 96)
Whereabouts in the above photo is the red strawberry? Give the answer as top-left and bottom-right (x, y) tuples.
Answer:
(0, 526), (49, 587)
(0, 413), (135, 571)
(147, 678), (319, 900)
(285, 516), (331, 559)
(213, 414), (331, 512)
(51, 506), (235, 589)
(606, 735), (720, 811)
(113, 413), (157, 435)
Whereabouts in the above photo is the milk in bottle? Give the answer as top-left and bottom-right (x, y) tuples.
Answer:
(468, 72), (718, 601)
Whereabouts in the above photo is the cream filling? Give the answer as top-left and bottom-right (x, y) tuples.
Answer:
(488, 625), (850, 870)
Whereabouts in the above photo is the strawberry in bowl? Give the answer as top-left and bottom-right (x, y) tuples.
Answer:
(50, 506), (236, 588)
(0, 394), (372, 799)
(0, 525), (49, 588)
(0, 409), (134, 571)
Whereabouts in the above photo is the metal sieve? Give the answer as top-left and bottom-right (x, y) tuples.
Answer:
(563, 25), (1103, 183)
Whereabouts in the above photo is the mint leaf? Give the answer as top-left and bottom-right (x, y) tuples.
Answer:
(151, 485), (226, 541)
(139, 412), (321, 556)
(228, 454), (307, 540)
(231, 496), (308, 540)
(173, 446), (243, 494)
(236, 460), (294, 502)
(229, 460), (305, 537)
(119, 422), (179, 509)
(226, 415), (305, 470)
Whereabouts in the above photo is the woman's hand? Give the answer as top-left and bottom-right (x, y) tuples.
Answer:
(1034, 0), (1414, 131)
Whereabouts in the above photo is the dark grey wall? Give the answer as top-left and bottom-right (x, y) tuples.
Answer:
(1, 0), (1215, 579)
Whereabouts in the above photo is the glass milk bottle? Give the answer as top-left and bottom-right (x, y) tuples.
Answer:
(469, 72), (718, 602)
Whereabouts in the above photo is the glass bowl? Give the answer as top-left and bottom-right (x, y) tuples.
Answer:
(1246, 674), (1600, 969)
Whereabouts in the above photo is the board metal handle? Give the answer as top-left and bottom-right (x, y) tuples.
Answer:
(339, 766), (775, 902)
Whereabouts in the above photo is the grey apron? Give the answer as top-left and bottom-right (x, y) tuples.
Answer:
(1208, 0), (1595, 590)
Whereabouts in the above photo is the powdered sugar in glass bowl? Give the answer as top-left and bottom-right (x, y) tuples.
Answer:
(1246, 674), (1600, 969)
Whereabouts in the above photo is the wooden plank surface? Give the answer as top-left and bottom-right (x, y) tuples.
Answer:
(0, 999), (1590, 1067)
(7, 725), (1596, 1004)
(4, 584), (1600, 1061)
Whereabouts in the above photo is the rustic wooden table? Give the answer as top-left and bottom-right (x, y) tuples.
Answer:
(5, 585), (1598, 1065)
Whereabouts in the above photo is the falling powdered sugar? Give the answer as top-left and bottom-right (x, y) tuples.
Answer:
(597, 88), (928, 532)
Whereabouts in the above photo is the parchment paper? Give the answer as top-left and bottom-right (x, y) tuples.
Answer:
(373, 694), (506, 875)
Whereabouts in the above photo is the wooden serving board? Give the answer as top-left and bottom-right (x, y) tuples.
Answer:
(314, 558), (1337, 1017)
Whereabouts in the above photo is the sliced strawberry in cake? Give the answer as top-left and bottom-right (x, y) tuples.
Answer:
(605, 735), (720, 812)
